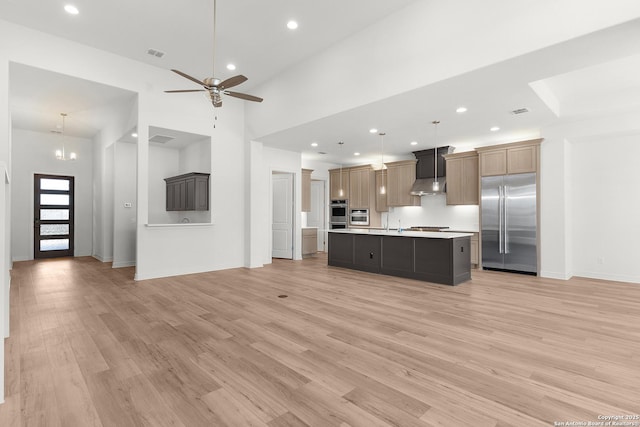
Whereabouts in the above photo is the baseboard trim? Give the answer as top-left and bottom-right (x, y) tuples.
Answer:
(539, 270), (573, 280)
(112, 261), (136, 269)
(92, 255), (113, 263)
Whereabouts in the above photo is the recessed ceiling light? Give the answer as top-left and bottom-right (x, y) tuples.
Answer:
(131, 133), (138, 138)
(311, 142), (318, 147)
(456, 107), (467, 113)
(410, 141), (418, 146)
(226, 63), (236, 71)
(287, 20), (298, 30)
(354, 152), (360, 156)
(369, 128), (378, 134)
(490, 126), (500, 132)
(64, 4), (79, 15)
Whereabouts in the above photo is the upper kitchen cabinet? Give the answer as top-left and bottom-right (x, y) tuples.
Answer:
(477, 139), (542, 176)
(301, 169), (313, 212)
(444, 151), (479, 205)
(329, 168), (350, 200)
(374, 169), (388, 212)
(385, 160), (420, 207)
(165, 172), (210, 211)
(349, 165), (372, 209)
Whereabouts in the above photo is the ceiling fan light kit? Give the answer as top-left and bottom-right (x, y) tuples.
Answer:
(164, 0), (263, 109)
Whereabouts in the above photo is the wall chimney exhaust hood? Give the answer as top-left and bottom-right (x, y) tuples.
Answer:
(410, 146), (453, 196)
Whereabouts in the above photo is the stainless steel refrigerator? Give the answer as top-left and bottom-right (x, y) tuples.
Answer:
(481, 172), (537, 274)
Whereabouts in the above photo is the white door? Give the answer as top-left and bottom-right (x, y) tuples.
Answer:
(307, 180), (326, 252)
(272, 173), (293, 259)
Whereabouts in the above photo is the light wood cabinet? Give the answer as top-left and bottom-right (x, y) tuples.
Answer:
(470, 233), (479, 266)
(329, 168), (350, 200)
(374, 169), (388, 212)
(164, 172), (210, 211)
(349, 166), (372, 209)
(444, 151), (479, 205)
(385, 160), (421, 207)
(302, 227), (317, 256)
(507, 145), (538, 174)
(477, 139), (541, 177)
(301, 169), (313, 212)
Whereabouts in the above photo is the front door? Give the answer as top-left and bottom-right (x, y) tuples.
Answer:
(34, 174), (75, 259)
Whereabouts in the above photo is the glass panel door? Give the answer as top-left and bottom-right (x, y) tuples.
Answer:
(34, 174), (74, 259)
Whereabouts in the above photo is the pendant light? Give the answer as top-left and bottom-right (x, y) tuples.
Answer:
(379, 132), (386, 195)
(338, 141), (344, 198)
(431, 120), (440, 192)
(55, 113), (77, 161)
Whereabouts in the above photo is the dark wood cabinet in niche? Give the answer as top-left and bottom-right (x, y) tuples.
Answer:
(164, 172), (210, 211)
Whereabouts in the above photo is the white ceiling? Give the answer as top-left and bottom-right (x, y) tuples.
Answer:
(3, 2), (640, 164)
(0, 0), (416, 90)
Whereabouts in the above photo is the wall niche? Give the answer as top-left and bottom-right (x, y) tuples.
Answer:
(147, 126), (211, 224)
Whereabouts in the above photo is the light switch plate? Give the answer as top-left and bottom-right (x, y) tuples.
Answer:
(124, 202), (132, 208)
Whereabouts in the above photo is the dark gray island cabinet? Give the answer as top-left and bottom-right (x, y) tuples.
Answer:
(328, 230), (472, 285)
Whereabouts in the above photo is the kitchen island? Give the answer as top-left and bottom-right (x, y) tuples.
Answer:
(328, 229), (472, 285)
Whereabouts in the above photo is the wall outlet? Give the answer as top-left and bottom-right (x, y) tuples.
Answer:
(124, 202), (132, 208)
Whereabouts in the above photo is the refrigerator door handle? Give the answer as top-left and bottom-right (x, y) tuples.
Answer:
(498, 185), (504, 254)
(504, 185), (510, 254)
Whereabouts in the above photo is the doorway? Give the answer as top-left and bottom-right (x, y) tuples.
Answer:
(308, 180), (326, 252)
(272, 172), (293, 259)
(33, 174), (75, 259)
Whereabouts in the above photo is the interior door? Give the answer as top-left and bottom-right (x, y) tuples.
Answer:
(272, 173), (293, 259)
(34, 174), (74, 259)
(307, 180), (326, 252)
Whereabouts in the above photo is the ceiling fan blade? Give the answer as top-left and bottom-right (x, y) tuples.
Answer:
(171, 69), (208, 87)
(225, 91), (263, 103)
(218, 75), (248, 90)
(164, 89), (206, 93)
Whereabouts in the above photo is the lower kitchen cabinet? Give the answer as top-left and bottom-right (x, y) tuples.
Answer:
(353, 234), (381, 272)
(328, 232), (471, 285)
(165, 172), (210, 211)
(302, 227), (318, 256)
(328, 232), (354, 268)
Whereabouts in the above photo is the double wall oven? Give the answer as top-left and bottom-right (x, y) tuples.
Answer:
(330, 200), (348, 229)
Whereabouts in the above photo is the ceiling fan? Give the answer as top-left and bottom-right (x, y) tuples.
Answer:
(164, 0), (263, 108)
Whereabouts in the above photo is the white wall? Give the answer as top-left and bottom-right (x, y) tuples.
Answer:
(92, 97), (138, 264)
(148, 145), (179, 224)
(113, 141), (137, 267)
(540, 108), (640, 283)
(0, 162), (8, 403)
(570, 133), (640, 283)
(179, 137), (211, 173)
(10, 129), (94, 261)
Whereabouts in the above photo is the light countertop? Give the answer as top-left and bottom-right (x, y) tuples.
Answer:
(329, 229), (473, 239)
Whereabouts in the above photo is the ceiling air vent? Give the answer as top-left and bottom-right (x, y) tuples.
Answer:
(510, 107), (530, 115)
(149, 134), (174, 144)
(146, 48), (165, 58)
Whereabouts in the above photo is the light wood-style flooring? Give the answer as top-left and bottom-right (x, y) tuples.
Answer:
(1, 255), (639, 426)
